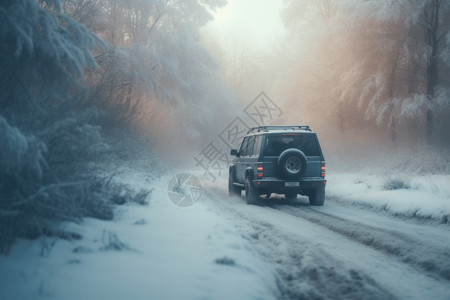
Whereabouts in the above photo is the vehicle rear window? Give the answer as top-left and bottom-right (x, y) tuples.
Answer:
(262, 134), (321, 156)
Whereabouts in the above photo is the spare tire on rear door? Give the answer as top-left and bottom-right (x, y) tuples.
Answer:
(277, 148), (307, 179)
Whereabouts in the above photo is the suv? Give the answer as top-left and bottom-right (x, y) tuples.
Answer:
(228, 126), (326, 205)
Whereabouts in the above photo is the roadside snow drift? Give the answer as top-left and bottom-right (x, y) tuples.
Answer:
(327, 172), (450, 223)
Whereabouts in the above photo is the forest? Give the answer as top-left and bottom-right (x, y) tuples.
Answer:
(1, 0), (450, 253)
(279, 0), (450, 151)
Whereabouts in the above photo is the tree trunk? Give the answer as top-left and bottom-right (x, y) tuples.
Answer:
(391, 114), (396, 143)
(388, 52), (399, 144)
(424, 0), (441, 145)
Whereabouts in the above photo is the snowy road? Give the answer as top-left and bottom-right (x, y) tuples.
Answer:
(2, 167), (450, 300)
(203, 180), (450, 300)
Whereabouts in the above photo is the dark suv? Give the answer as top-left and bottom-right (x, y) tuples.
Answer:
(228, 126), (326, 205)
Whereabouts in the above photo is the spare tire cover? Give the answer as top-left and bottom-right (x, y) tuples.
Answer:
(277, 148), (307, 179)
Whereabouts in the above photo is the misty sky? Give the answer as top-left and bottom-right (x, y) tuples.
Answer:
(206, 0), (286, 50)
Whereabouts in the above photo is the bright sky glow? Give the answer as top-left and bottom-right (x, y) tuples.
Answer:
(206, 0), (286, 51)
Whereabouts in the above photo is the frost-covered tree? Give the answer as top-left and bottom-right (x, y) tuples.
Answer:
(408, 0), (450, 143)
(342, 0), (450, 144)
(281, 0), (450, 146)
(0, 0), (107, 254)
(83, 0), (234, 149)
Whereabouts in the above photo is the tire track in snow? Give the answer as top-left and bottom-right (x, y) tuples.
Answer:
(203, 183), (450, 300)
(204, 188), (397, 300)
(272, 203), (450, 282)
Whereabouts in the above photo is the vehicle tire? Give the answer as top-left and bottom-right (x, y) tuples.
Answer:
(308, 187), (325, 206)
(278, 148), (307, 180)
(285, 192), (297, 201)
(245, 177), (259, 205)
(228, 171), (241, 197)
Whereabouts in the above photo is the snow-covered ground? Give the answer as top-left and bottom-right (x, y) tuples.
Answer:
(327, 172), (450, 222)
(1, 164), (450, 300)
(0, 165), (279, 300)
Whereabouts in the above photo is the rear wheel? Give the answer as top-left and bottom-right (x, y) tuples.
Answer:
(285, 192), (297, 201)
(308, 187), (325, 206)
(245, 177), (260, 205)
(228, 171), (241, 197)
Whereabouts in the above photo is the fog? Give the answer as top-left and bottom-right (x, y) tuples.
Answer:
(200, 0), (450, 172)
(4, 0), (448, 172)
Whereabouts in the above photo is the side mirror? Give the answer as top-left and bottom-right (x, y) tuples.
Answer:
(230, 149), (238, 156)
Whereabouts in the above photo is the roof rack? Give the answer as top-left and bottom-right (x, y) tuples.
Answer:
(247, 126), (311, 134)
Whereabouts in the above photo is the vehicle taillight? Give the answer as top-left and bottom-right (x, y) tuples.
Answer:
(257, 164), (263, 178)
(321, 162), (325, 178)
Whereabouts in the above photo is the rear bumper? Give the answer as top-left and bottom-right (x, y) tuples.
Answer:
(252, 177), (326, 194)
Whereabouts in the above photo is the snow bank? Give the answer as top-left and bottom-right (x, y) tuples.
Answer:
(0, 166), (278, 300)
(327, 172), (450, 222)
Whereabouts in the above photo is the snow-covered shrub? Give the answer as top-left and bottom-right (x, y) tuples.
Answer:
(383, 178), (411, 190)
(85, 174), (151, 215)
(215, 257), (236, 266)
(100, 231), (132, 251)
(131, 189), (153, 205)
(0, 115), (47, 179)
